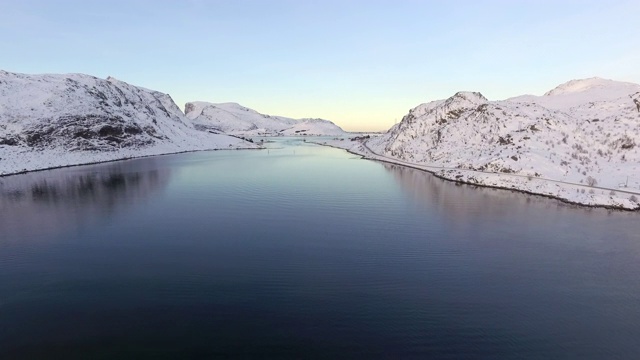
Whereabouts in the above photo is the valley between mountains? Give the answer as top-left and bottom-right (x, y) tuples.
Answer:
(1, 70), (638, 209)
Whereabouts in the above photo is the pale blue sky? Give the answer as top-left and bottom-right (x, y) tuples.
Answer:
(1, 0), (639, 131)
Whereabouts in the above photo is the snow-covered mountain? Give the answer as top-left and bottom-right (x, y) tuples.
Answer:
(185, 101), (346, 136)
(0, 71), (255, 176)
(279, 118), (347, 136)
(363, 77), (640, 209)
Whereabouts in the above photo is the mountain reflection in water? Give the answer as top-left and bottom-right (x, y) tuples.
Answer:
(0, 159), (171, 241)
(382, 162), (640, 241)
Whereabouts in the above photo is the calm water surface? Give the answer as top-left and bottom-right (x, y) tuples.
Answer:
(1, 138), (639, 359)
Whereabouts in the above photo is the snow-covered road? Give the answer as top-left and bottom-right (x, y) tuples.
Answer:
(360, 141), (640, 197)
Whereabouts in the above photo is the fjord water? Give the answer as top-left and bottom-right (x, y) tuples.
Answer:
(1, 138), (639, 359)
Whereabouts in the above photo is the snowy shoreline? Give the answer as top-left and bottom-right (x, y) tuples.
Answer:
(311, 138), (640, 211)
(0, 144), (261, 178)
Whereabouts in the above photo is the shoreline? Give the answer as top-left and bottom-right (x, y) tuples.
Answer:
(310, 140), (640, 212)
(0, 145), (262, 178)
(3, 137), (638, 212)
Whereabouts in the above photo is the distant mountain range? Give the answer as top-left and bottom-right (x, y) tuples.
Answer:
(185, 101), (346, 136)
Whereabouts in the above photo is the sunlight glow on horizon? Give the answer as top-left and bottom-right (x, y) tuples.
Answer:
(1, 0), (639, 132)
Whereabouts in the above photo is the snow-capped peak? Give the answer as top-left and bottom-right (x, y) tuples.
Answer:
(184, 101), (346, 136)
(439, 91), (488, 112)
(544, 77), (638, 96)
(508, 77), (640, 111)
(449, 91), (488, 103)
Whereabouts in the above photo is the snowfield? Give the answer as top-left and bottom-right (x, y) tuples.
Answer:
(185, 101), (346, 136)
(314, 78), (640, 210)
(0, 71), (258, 176)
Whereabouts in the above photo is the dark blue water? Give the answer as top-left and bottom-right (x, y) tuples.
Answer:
(1, 138), (639, 359)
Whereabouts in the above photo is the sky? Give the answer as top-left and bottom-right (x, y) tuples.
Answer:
(1, 0), (639, 131)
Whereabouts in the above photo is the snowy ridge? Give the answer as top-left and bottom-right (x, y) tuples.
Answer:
(279, 118), (347, 136)
(359, 77), (640, 209)
(185, 101), (346, 136)
(543, 77), (639, 97)
(185, 101), (297, 134)
(0, 70), (256, 176)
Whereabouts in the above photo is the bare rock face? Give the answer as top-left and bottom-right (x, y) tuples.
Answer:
(20, 115), (159, 151)
(184, 102), (199, 117)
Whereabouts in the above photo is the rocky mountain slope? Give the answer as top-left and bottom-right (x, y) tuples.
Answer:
(363, 77), (640, 209)
(185, 101), (346, 136)
(0, 71), (255, 176)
